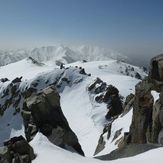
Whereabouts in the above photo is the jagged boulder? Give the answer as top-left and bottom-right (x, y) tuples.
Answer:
(135, 72), (142, 80)
(12, 77), (22, 83)
(23, 85), (84, 156)
(149, 54), (163, 82)
(129, 79), (154, 144)
(0, 136), (35, 163)
(121, 93), (134, 116)
(0, 78), (9, 83)
(128, 56), (163, 145)
(104, 85), (123, 119)
(88, 78), (123, 120)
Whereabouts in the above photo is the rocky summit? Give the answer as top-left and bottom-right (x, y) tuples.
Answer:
(0, 53), (163, 163)
(96, 54), (163, 160)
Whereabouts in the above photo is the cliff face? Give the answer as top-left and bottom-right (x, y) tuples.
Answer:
(96, 55), (163, 160)
(23, 85), (84, 156)
(129, 54), (163, 145)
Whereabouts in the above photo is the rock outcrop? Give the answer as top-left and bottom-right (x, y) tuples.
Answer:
(96, 54), (163, 159)
(129, 78), (154, 144)
(128, 55), (163, 145)
(22, 85), (84, 156)
(0, 136), (35, 163)
(88, 78), (123, 120)
(88, 78), (123, 155)
(149, 54), (163, 82)
(0, 67), (87, 158)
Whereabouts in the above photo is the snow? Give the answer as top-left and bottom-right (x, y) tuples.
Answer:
(151, 90), (160, 103)
(60, 79), (107, 156)
(96, 109), (133, 156)
(30, 132), (163, 163)
(59, 60), (144, 156)
(0, 58), (54, 80)
(31, 133), (103, 163)
(0, 45), (126, 66)
(0, 55), (155, 163)
(68, 60), (143, 97)
(0, 106), (25, 146)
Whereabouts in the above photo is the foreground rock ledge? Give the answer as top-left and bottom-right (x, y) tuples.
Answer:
(0, 136), (35, 163)
(23, 85), (84, 156)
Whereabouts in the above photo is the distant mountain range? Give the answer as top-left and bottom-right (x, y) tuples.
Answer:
(0, 45), (127, 66)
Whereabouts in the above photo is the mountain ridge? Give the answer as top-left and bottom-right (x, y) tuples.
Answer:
(0, 45), (127, 66)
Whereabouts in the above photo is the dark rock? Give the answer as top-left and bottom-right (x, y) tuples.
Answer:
(135, 72), (142, 80)
(94, 83), (107, 94)
(122, 93), (134, 116)
(24, 85), (84, 156)
(95, 94), (104, 103)
(88, 79), (123, 119)
(12, 77), (22, 83)
(79, 68), (86, 75)
(158, 129), (163, 145)
(88, 78), (103, 92)
(104, 85), (123, 119)
(128, 78), (154, 144)
(31, 82), (38, 87)
(2, 88), (9, 98)
(61, 77), (70, 84)
(2, 136), (35, 163)
(142, 66), (147, 73)
(82, 60), (87, 63)
(105, 96), (123, 119)
(0, 78), (9, 83)
(22, 87), (37, 99)
(103, 85), (119, 102)
(159, 108), (163, 127)
(94, 123), (112, 155)
(149, 54), (163, 81)
(60, 63), (64, 69)
(112, 128), (122, 142)
(28, 57), (44, 66)
(151, 100), (162, 143)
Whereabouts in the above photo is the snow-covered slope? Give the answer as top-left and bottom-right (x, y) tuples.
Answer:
(0, 45), (126, 66)
(1, 56), (161, 163)
(31, 132), (163, 163)
(0, 57), (54, 80)
(0, 58), (146, 155)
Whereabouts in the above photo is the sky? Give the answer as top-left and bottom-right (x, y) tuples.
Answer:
(0, 0), (163, 65)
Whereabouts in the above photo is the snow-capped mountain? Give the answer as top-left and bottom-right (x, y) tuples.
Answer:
(0, 45), (127, 66)
(0, 49), (29, 66)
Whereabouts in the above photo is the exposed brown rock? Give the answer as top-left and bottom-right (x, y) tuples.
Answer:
(23, 85), (84, 156)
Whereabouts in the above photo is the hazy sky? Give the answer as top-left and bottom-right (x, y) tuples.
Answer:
(0, 0), (163, 65)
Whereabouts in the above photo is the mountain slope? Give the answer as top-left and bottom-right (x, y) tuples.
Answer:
(2, 57), (162, 163)
(0, 58), (146, 156)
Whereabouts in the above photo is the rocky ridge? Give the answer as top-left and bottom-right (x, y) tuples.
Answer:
(96, 54), (163, 160)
